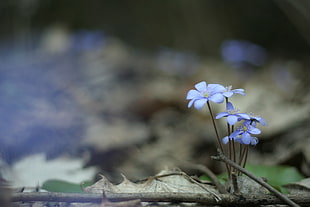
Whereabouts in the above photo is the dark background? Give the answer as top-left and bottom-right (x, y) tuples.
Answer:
(0, 0), (309, 57)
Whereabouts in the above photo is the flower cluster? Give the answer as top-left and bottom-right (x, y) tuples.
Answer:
(216, 102), (266, 145)
(186, 81), (265, 146)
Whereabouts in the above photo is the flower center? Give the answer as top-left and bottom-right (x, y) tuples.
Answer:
(203, 93), (209, 98)
(243, 126), (248, 131)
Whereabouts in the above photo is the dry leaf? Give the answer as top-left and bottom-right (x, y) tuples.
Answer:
(283, 178), (310, 195)
(226, 176), (269, 194)
(84, 169), (221, 201)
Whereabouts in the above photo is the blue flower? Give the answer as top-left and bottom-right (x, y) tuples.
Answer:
(186, 81), (226, 110)
(216, 102), (250, 125)
(223, 120), (261, 145)
(222, 85), (245, 98)
(221, 40), (267, 68)
(233, 133), (259, 145)
(248, 115), (267, 126)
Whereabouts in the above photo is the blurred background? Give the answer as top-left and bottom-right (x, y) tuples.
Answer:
(0, 0), (309, 188)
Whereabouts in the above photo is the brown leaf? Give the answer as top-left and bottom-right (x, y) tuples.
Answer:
(284, 178), (310, 195)
(84, 169), (221, 201)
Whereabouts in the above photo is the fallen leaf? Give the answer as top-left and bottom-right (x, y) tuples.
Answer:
(283, 178), (310, 195)
(9, 153), (97, 188)
(84, 169), (220, 201)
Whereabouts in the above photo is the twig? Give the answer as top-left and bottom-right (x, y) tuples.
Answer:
(178, 161), (228, 194)
(211, 150), (300, 207)
(12, 192), (310, 206)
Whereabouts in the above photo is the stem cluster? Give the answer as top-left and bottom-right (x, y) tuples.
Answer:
(206, 98), (249, 180)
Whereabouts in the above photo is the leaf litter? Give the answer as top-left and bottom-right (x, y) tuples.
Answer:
(84, 169), (221, 201)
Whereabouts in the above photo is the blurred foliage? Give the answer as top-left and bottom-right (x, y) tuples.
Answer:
(42, 179), (93, 193)
(245, 164), (304, 193)
(200, 164), (304, 193)
(245, 164), (304, 187)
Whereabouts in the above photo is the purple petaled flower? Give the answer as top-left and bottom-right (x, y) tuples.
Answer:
(222, 85), (245, 98)
(186, 81), (226, 110)
(233, 133), (259, 145)
(248, 115), (267, 126)
(221, 40), (267, 67)
(223, 120), (261, 145)
(216, 102), (250, 125)
(222, 135), (258, 145)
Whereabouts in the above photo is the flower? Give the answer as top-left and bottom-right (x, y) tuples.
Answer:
(221, 40), (267, 68)
(250, 137), (259, 145)
(186, 81), (226, 110)
(222, 133), (259, 145)
(248, 115), (267, 126)
(222, 85), (245, 98)
(225, 120), (261, 145)
(233, 133), (259, 145)
(216, 102), (250, 125)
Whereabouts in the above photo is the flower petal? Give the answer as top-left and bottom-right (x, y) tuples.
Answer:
(232, 89), (245, 96)
(186, 90), (201, 99)
(248, 126), (261, 135)
(194, 81), (207, 92)
(216, 112), (229, 119)
(227, 115), (239, 125)
(223, 91), (234, 98)
(209, 93), (224, 103)
(238, 113), (251, 120)
(254, 116), (267, 126)
(194, 98), (208, 110)
(208, 84), (226, 93)
(187, 99), (195, 108)
(229, 130), (242, 138)
(250, 137), (259, 145)
(226, 102), (234, 111)
(241, 133), (251, 145)
(222, 136), (229, 144)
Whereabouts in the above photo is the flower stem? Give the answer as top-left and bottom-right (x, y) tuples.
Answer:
(228, 139), (232, 178)
(232, 140), (236, 163)
(206, 101), (224, 153)
(242, 145), (249, 169)
(212, 151), (300, 207)
(207, 101), (231, 179)
(238, 143), (243, 176)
